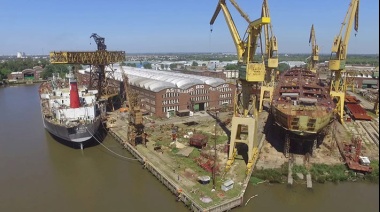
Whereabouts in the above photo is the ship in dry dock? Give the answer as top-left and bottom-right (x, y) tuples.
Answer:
(39, 70), (105, 148)
(271, 67), (335, 152)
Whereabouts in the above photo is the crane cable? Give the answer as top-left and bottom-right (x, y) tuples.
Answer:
(85, 126), (140, 161)
(209, 25), (214, 53)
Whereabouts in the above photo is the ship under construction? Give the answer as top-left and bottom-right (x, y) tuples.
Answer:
(271, 66), (336, 155)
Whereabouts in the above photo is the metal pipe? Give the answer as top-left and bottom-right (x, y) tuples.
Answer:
(212, 111), (219, 190)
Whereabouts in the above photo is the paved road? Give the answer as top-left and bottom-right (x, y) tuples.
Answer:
(346, 91), (375, 110)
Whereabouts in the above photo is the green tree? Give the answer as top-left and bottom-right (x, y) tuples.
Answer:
(126, 63), (136, 67)
(0, 68), (12, 80)
(41, 64), (70, 79)
(192, 61), (198, 66)
(143, 63), (152, 69)
(278, 63), (290, 72)
(170, 63), (178, 70)
(225, 64), (239, 70)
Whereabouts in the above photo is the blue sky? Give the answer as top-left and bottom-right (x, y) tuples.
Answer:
(1, 0), (378, 55)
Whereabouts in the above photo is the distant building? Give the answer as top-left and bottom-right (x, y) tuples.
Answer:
(16, 52), (26, 58)
(7, 66), (43, 81)
(346, 65), (379, 89)
(279, 61), (306, 68)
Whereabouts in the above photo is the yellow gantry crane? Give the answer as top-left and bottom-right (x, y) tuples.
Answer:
(210, 0), (270, 174)
(259, 0), (278, 112)
(308, 24), (319, 73)
(50, 33), (125, 102)
(329, 0), (359, 123)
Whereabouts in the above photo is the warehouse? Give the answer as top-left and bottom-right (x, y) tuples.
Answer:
(114, 66), (236, 118)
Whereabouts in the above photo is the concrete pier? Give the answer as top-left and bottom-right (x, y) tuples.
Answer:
(306, 173), (312, 189)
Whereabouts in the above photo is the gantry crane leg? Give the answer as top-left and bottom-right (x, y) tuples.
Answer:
(259, 85), (274, 112)
(330, 91), (345, 124)
(284, 133), (290, 158)
(226, 116), (259, 175)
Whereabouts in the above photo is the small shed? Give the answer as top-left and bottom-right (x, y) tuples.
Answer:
(189, 134), (208, 148)
(198, 176), (211, 185)
(221, 179), (234, 191)
(176, 109), (190, 117)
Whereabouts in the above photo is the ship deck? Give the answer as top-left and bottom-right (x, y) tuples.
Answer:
(272, 67), (332, 108)
(271, 67), (335, 135)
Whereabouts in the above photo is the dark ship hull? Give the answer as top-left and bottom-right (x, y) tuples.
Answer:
(39, 73), (105, 148)
(42, 116), (101, 142)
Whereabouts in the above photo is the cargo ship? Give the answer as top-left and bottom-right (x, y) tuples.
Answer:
(39, 71), (105, 148)
(271, 67), (335, 153)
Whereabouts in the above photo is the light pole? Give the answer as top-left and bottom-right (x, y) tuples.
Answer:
(212, 110), (219, 190)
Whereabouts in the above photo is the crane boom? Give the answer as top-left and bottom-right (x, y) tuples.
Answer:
(210, 0), (244, 61)
(262, 0), (277, 69)
(309, 24), (319, 73)
(229, 0), (251, 23)
(50, 51), (125, 65)
(90, 33), (107, 51)
(210, 0), (270, 174)
(259, 0), (277, 112)
(50, 34), (125, 102)
(329, 0), (359, 123)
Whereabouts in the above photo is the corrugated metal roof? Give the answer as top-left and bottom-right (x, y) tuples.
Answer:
(362, 79), (378, 85)
(113, 66), (226, 92)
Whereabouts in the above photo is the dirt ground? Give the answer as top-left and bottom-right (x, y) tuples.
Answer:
(256, 118), (379, 170)
(108, 106), (379, 174)
(107, 107), (379, 207)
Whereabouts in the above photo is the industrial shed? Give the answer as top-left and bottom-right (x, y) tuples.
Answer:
(113, 66), (236, 118)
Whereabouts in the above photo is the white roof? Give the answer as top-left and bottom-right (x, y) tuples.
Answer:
(113, 66), (226, 92)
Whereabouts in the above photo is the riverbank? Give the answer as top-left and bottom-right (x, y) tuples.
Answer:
(251, 160), (379, 185)
(2, 79), (46, 85)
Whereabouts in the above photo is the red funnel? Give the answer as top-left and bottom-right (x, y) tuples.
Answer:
(70, 79), (80, 108)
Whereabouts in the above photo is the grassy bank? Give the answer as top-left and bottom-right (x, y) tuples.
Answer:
(251, 160), (379, 185)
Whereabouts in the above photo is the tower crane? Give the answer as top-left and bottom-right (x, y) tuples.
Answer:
(259, 0), (278, 112)
(90, 33), (107, 51)
(308, 24), (319, 73)
(50, 34), (125, 107)
(121, 69), (145, 146)
(210, 0), (270, 173)
(329, 0), (359, 123)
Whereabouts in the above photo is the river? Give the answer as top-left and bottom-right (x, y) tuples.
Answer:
(0, 84), (378, 212)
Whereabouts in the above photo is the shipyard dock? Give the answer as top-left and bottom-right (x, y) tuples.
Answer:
(106, 111), (268, 211)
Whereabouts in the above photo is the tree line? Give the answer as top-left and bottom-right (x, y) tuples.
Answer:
(1, 54), (377, 80)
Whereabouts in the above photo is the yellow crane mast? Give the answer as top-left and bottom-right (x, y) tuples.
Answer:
(329, 0), (359, 123)
(259, 0), (278, 112)
(210, 0), (270, 174)
(50, 33), (125, 102)
(308, 24), (319, 73)
(121, 69), (145, 146)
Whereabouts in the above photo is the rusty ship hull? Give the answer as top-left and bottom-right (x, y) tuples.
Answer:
(271, 67), (335, 138)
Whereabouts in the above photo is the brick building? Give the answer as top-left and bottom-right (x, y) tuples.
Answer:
(7, 66), (43, 81)
(346, 66), (379, 89)
(114, 66), (236, 118)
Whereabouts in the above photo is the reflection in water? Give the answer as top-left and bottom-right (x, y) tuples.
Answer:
(0, 85), (378, 212)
